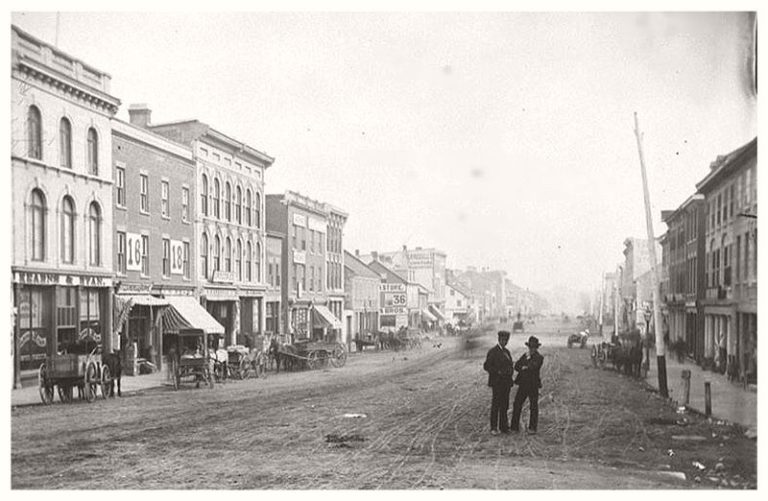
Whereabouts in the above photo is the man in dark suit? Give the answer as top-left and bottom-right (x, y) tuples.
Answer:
(510, 335), (544, 434)
(483, 330), (515, 435)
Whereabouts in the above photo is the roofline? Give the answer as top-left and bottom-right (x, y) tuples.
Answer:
(111, 118), (194, 161)
(695, 137), (757, 192)
(661, 193), (705, 224)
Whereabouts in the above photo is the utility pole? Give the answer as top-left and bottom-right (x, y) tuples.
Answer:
(633, 112), (668, 398)
(598, 273), (605, 336)
(614, 265), (620, 342)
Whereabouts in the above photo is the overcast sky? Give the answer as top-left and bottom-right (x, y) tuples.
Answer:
(10, 10), (756, 293)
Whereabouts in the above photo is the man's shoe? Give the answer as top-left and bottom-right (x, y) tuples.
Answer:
(527, 429), (537, 435)
(490, 429), (500, 436)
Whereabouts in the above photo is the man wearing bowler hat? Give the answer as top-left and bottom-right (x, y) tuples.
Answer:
(510, 335), (544, 434)
(483, 330), (515, 435)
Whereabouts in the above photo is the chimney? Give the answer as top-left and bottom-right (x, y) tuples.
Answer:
(128, 103), (152, 128)
(355, 249), (360, 257)
(372, 251), (378, 261)
(402, 245), (407, 251)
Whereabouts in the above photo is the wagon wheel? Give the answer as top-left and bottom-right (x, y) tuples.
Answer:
(239, 358), (252, 379)
(306, 351), (319, 370)
(330, 345), (347, 368)
(101, 365), (113, 399)
(38, 363), (54, 405)
(84, 362), (98, 403)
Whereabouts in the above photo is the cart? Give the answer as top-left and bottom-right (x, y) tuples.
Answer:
(279, 340), (347, 370)
(38, 348), (112, 404)
(167, 329), (215, 390)
(227, 345), (268, 379)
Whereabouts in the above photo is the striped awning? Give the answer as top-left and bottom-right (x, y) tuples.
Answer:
(163, 296), (224, 335)
(429, 305), (446, 321)
(312, 305), (343, 329)
(120, 294), (169, 306)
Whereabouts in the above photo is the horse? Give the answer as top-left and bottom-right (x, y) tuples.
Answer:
(268, 338), (282, 372)
(102, 350), (122, 397)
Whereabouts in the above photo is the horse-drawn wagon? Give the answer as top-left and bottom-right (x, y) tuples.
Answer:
(38, 348), (113, 404)
(568, 330), (589, 348)
(167, 328), (215, 390)
(226, 345), (268, 379)
(278, 339), (347, 371)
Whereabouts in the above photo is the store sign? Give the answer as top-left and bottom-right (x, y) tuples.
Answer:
(293, 250), (306, 264)
(383, 292), (407, 308)
(308, 217), (326, 232)
(408, 251), (433, 268)
(380, 283), (405, 293)
(14, 271), (110, 287)
(126, 232), (144, 271)
(293, 213), (307, 227)
(171, 240), (185, 275)
(380, 306), (407, 315)
(205, 287), (238, 300)
(212, 271), (234, 283)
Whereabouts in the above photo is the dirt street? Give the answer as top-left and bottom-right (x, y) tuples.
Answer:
(11, 320), (756, 489)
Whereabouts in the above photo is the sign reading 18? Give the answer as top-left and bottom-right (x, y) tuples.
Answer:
(127, 235), (143, 267)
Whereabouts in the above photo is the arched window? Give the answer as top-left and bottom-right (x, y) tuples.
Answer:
(88, 202), (101, 266)
(255, 192), (261, 228)
(246, 241), (252, 281)
(27, 106), (42, 159)
(214, 235), (221, 271)
(245, 189), (252, 226)
(225, 182), (232, 222)
(59, 118), (72, 169)
(201, 174), (208, 216)
(235, 186), (242, 225)
(236, 239), (242, 281)
(213, 179), (220, 219)
(256, 242), (262, 282)
(225, 237), (232, 272)
(61, 196), (75, 264)
(87, 128), (98, 175)
(200, 233), (208, 278)
(30, 189), (46, 261)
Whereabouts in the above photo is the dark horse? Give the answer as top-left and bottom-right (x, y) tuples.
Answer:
(102, 350), (122, 397)
(269, 338), (299, 372)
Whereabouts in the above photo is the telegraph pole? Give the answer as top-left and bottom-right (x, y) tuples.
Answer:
(633, 112), (668, 398)
(598, 273), (605, 336)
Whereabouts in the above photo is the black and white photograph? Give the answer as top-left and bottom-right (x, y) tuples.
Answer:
(6, 3), (760, 491)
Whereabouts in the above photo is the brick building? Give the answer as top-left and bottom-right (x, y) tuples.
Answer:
(111, 115), (201, 371)
(266, 191), (343, 342)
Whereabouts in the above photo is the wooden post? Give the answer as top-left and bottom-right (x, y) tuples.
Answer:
(704, 381), (712, 417)
(633, 112), (668, 398)
(681, 369), (691, 406)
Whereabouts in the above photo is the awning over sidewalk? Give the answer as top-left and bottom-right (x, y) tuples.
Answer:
(119, 294), (169, 306)
(429, 305), (446, 321)
(313, 305), (343, 329)
(421, 308), (437, 322)
(162, 296), (224, 335)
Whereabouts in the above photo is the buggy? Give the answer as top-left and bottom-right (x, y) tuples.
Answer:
(38, 347), (112, 404)
(167, 328), (215, 390)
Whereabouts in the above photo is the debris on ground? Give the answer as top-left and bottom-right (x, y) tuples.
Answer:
(671, 435), (706, 441)
(658, 471), (686, 480)
(325, 433), (365, 444)
(666, 449), (675, 457)
(676, 406), (687, 414)
(692, 461), (706, 470)
(342, 413), (367, 419)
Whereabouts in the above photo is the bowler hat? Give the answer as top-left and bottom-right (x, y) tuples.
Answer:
(525, 336), (541, 347)
(497, 330), (511, 338)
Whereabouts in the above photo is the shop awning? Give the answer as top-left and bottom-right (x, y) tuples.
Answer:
(421, 308), (437, 322)
(163, 296), (225, 335)
(313, 305), (343, 329)
(119, 294), (169, 306)
(429, 305), (446, 321)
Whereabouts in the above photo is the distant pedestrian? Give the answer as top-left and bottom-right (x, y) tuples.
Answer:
(483, 330), (515, 435)
(510, 335), (544, 434)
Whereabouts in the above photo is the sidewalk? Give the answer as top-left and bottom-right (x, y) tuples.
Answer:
(11, 371), (167, 407)
(644, 347), (757, 436)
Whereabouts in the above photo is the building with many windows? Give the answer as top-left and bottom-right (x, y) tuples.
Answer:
(111, 113), (198, 371)
(343, 250), (380, 349)
(326, 205), (348, 343)
(11, 25), (120, 386)
(265, 231), (285, 339)
(147, 115), (275, 346)
(695, 138), (757, 383)
(266, 191), (343, 342)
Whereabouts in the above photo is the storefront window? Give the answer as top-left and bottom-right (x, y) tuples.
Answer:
(79, 289), (102, 349)
(18, 287), (49, 370)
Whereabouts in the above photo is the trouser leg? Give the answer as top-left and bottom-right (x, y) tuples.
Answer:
(510, 386), (526, 430)
(528, 387), (539, 431)
(490, 386), (501, 430)
(499, 385), (510, 430)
